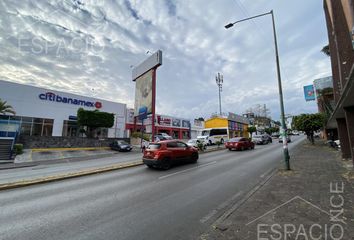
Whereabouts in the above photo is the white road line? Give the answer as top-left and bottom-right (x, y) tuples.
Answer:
(158, 161), (217, 180)
(200, 210), (218, 223)
(260, 168), (274, 178)
(200, 191), (244, 224)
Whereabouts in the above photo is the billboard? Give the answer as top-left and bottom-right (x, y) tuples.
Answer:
(134, 70), (153, 116)
(182, 120), (190, 128)
(157, 115), (171, 126)
(172, 118), (181, 127)
(303, 85), (316, 101)
(313, 76), (333, 97)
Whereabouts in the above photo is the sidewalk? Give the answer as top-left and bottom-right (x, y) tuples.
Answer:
(201, 139), (354, 240)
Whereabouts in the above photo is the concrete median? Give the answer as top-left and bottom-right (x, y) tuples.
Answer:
(0, 160), (143, 191)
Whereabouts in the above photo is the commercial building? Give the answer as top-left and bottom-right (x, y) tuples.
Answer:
(324, 0), (354, 162)
(125, 108), (191, 139)
(205, 113), (250, 138)
(0, 80), (127, 138)
(190, 119), (205, 139)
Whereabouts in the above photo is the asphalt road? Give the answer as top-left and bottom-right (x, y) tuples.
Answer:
(0, 136), (305, 240)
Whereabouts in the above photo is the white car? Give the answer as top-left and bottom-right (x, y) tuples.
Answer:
(196, 136), (210, 145)
(187, 139), (207, 150)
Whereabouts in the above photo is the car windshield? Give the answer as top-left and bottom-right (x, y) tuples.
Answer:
(230, 138), (242, 142)
(253, 135), (262, 139)
(202, 130), (210, 136)
(118, 141), (128, 145)
(188, 140), (196, 143)
(147, 144), (161, 149)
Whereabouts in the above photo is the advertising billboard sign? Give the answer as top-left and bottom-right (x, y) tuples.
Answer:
(172, 118), (181, 127)
(182, 120), (190, 128)
(157, 115), (171, 126)
(313, 76), (333, 97)
(134, 70), (153, 116)
(303, 85), (316, 101)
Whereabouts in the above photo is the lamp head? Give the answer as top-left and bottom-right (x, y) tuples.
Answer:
(224, 23), (234, 29)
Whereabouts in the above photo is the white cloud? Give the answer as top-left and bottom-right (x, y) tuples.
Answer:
(0, 0), (331, 121)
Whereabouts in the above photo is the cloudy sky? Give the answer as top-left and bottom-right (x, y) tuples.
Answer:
(0, 0), (331, 121)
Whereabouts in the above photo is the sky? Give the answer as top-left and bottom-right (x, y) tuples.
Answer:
(0, 0), (331, 121)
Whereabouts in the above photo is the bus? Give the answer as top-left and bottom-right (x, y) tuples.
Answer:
(197, 127), (229, 145)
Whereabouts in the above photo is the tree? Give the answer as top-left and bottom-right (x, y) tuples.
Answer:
(77, 108), (114, 138)
(0, 98), (16, 115)
(321, 44), (330, 57)
(247, 126), (257, 138)
(292, 113), (325, 144)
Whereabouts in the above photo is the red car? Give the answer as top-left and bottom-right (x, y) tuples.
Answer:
(143, 140), (199, 169)
(225, 137), (255, 151)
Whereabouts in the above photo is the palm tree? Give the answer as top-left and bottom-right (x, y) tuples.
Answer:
(0, 98), (16, 115)
(321, 44), (330, 57)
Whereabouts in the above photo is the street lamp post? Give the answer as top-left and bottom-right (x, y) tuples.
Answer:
(216, 72), (223, 116)
(225, 10), (290, 170)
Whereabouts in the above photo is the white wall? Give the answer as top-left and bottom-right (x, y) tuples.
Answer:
(0, 80), (126, 137)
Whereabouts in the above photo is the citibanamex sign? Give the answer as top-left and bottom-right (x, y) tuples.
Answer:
(39, 92), (102, 109)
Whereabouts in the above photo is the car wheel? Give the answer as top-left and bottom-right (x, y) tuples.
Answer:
(147, 165), (154, 169)
(161, 158), (171, 170)
(191, 152), (199, 162)
(209, 140), (212, 145)
(228, 148), (232, 151)
(251, 145), (255, 150)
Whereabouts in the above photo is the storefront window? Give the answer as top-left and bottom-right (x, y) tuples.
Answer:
(62, 120), (78, 137)
(32, 123), (43, 136)
(20, 122), (32, 136)
(43, 119), (54, 136)
(0, 115), (9, 120)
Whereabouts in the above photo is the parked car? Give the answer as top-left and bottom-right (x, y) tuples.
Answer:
(279, 135), (291, 143)
(225, 137), (255, 151)
(271, 132), (280, 138)
(110, 140), (132, 152)
(154, 133), (173, 141)
(143, 140), (199, 169)
(263, 134), (272, 143)
(252, 135), (269, 145)
(292, 130), (300, 135)
(187, 139), (207, 150)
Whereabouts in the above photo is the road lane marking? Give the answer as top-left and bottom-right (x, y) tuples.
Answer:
(200, 191), (244, 223)
(200, 210), (218, 223)
(158, 161), (217, 180)
(260, 168), (274, 178)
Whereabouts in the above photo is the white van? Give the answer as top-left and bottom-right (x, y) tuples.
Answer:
(197, 127), (229, 145)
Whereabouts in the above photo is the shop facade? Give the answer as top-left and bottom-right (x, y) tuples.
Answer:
(0, 80), (127, 138)
(205, 113), (250, 138)
(125, 109), (191, 139)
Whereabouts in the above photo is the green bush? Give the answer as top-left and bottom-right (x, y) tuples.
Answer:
(215, 141), (221, 147)
(14, 144), (23, 155)
(197, 142), (205, 151)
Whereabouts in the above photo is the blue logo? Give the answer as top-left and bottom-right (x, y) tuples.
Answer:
(39, 92), (102, 108)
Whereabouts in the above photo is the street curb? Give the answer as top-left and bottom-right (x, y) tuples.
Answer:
(0, 160), (143, 191)
(213, 167), (278, 227)
(199, 147), (225, 154)
(31, 147), (111, 152)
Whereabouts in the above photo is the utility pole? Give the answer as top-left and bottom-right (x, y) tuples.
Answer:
(225, 10), (291, 170)
(216, 72), (223, 116)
